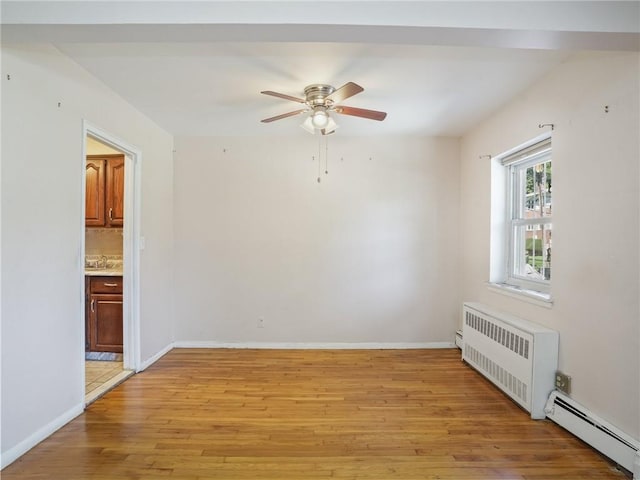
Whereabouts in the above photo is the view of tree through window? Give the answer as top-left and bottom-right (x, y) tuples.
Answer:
(520, 159), (552, 280)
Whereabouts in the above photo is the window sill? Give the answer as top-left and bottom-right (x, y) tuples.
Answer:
(487, 282), (553, 308)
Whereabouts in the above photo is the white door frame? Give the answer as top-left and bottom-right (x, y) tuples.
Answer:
(81, 121), (142, 380)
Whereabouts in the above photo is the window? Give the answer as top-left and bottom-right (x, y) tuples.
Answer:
(499, 137), (552, 295)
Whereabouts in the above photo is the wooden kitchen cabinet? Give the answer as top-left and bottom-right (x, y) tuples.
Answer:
(86, 276), (123, 353)
(85, 158), (106, 226)
(105, 156), (124, 226)
(85, 154), (124, 227)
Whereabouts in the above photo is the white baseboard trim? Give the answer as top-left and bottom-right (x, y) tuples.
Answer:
(173, 341), (455, 350)
(139, 342), (174, 371)
(0, 403), (84, 469)
(545, 391), (640, 478)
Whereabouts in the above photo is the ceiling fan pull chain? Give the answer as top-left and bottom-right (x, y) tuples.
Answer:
(325, 136), (329, 175)
(317, 137), (322, 183)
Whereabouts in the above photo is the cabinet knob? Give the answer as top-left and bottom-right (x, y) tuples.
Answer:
(103, 283), (118, 287)
(108, 208), (113, 222)
(91, 299), (95, 312)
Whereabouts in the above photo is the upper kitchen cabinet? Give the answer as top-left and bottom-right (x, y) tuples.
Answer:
(85, 158), (106, 226)
(86, 154), (124, 227)
(106, 156), (125, 226)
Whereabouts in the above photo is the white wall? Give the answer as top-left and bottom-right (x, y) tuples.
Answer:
(460, 51), (639, 438)
(173, 135), (460, 345)
(0, 44), (174, 462)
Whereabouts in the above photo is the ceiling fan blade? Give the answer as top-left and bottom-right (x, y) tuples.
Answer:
(334, 106), (387, 121)
(261, 109), (308, 123)
(261, 90), (306, 104)
(326, 82), (364, 103)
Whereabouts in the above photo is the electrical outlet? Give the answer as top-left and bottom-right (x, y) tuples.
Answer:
(257, 318), (265, 328)
(555, 371), (571, 394)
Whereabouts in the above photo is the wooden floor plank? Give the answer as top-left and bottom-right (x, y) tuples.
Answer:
(2, 349), (630, 479)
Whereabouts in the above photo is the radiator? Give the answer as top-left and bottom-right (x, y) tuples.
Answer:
(462, 302), (558, 419)
(545, 391), (640, 478)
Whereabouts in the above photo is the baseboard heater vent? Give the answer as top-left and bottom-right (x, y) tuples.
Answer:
(462, 302), (558, 419)
(545, 391), (640, 478)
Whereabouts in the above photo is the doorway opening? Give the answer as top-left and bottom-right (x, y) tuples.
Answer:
(82, 122), (141, 405)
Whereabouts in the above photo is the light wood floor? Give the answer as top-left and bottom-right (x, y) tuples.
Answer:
(3, 349), (629, 479)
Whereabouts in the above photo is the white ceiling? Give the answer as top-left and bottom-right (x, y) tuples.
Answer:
(3, 1), (639, 137)
(55, 42), (569, 136)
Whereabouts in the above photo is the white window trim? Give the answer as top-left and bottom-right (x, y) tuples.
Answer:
(487, 282), (553, 308)
(490, 132), (553, 304)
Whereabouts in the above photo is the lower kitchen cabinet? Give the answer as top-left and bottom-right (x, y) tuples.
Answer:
(86, 276), (123, 353)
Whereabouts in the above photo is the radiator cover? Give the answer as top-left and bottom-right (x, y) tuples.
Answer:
(462, 302), (559, 419)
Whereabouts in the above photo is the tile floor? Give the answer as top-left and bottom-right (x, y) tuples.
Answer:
(85, 360), (124, 395)
(85, 359), (134, 405)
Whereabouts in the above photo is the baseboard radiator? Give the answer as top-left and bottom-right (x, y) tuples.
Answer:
(545, 391), (640, 478)
(462, 302), (558, 419)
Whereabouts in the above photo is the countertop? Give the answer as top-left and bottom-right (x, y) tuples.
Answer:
(85, 269), (123, 277)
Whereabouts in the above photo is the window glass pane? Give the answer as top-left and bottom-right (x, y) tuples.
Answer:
(542, 222), (552, 280)
(523, 160), (552, 219)
(512, 223), (552, 281)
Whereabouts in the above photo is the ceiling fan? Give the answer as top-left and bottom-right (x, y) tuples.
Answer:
(260, 82), (387, 135)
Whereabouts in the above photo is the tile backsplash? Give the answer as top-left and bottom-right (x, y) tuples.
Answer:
(85, 254), (123, 270)
(86, 228), (123, 256)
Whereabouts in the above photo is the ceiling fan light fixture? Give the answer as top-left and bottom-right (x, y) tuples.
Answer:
(323, 116), (338, 134)
(302, 108), (338, 134)
(300, 116), (315, 134)
(311, 107), (329, 129)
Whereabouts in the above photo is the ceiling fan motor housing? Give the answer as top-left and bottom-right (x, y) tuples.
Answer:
(304, 84), (335, 107)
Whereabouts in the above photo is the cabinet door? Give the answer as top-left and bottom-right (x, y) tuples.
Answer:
(106, 157), (125, 227)
(85, 277), (90, 351)
(89, 293), (123, 353)
(85, 159), (106, 226)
